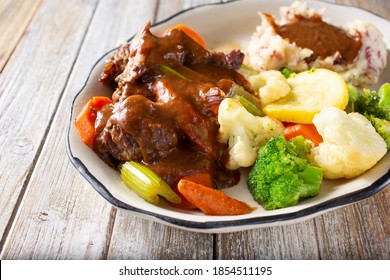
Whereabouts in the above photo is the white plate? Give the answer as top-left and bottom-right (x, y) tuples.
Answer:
(66, 0), (390, 233)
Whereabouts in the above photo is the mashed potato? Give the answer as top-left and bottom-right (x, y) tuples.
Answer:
(245, 1), (387, 87)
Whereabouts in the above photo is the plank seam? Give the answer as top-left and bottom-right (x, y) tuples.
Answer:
(313, 218), (323, 260)
(103, 207), (118, 260)
(213, 234), (218, 259)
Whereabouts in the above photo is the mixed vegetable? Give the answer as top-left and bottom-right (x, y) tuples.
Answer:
(74, 23), (389, 215)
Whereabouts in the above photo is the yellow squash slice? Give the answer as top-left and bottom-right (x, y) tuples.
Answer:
(262, 69), (349, 124)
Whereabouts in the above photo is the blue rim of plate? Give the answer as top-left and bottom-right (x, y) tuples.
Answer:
(66, 0), (390, 231)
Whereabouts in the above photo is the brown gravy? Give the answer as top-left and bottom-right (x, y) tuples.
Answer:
(275, 17), (362, 63)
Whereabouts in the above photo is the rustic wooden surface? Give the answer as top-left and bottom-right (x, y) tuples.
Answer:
(0, 0), (388, 260)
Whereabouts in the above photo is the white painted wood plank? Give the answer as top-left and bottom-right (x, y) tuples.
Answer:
(215, 220), (321, 259)
(156, 0), (222, 19)
(108, 209), (215, 260)
(1, 0), (159, 259)
(314, 190), (390, 259)
(0, 0), (42, 71)
(0, 0), (99, 248)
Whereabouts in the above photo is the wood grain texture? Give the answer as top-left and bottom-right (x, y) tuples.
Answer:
(107, 210), (214, 260)
(0, 0), (159, 260)
(315, 190), (390, 259)
(0, 0), (99, 250)
(155, 0), (221, 20)
(215, 220), (321, 259)
(0, 0), (42, 71)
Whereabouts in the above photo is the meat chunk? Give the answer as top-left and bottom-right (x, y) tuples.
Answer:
(106, 95), (180, 162)
(209, 49), (245, 71)
(99, 43), (132, 85)
(100, 21), (245, 86)
(103, 123), (142, 162)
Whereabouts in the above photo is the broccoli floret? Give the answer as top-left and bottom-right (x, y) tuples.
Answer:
(345, 84), (361, 113)
(279, 67), (294, 79)
(247, 135), (323, 210)
(347, 83), (390, 149)
(366, 115), (390, 149)
(349, 83), (390, 121)
(377, 83), (390, 113)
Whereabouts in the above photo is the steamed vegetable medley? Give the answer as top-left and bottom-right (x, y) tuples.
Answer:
(75, 21), (389, 216)
(239, 68), (389, 209)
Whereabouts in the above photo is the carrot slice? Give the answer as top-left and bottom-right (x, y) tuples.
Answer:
(284, 123), (323, 147)
(211, 103), (220, 116)
(165, 24), (207, 49)
(171, 187), (198, 210)
(177, 179), (254, 215)
(74, 96), (112, 147)
(182, 173), (213, 188)
(172, 173), (213, 210)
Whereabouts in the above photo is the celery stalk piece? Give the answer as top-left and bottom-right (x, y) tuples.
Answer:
(120, 161), (181, 205)
(239, 64), (259, 77)
(231, 95), (264, 117)
(159, 65), (189, 80)
(228, 84), (262, 111)
(228, 83), (264, 116)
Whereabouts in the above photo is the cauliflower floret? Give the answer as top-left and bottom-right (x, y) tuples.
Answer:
(310, 106), (387, 179)
(248, 70), (291, 106)
(218, 98), (284, 170)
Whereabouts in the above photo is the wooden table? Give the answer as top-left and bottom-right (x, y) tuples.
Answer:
(0, 0), (389, 260)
